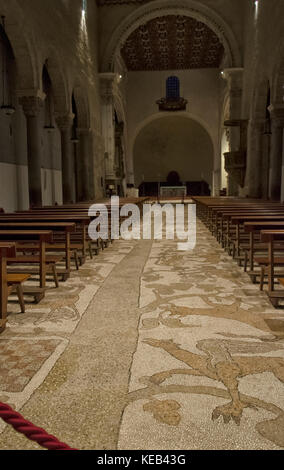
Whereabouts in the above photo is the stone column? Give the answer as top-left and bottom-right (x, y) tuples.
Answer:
(115, 121), (125, 194)
(269, 107), (284, 201)
(77, 128), (94, 202)
(56, 114), (75, 204)
(261, 132), (271, 200)
(88, 130), (95, 201)
(223, 68), (244, 197)
(246, 119), (265, 198)
(100, 73), (118, 184)
(19, 95), (45, 207)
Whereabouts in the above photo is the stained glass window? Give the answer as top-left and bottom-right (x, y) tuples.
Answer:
(166, 76), (180, 101)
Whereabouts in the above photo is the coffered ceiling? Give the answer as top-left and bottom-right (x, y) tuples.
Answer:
(120, 15), (224, 71)
(97, 0), (151, 5)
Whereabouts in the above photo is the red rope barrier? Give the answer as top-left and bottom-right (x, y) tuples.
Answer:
(0, 402), (77, 450)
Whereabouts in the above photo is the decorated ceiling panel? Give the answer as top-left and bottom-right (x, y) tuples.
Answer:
(120, 15), (224, 71)
(97, 0), (152, 5)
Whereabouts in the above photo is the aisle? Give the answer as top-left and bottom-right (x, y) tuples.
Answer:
(0, 239), (151, 449)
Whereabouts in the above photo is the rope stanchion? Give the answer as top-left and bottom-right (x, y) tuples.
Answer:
(0, 402), (77, 450)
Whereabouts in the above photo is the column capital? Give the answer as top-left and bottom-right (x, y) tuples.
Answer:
(55, 113), (75, 131)
(99, 72), (119, 85)
(19, 96), (45, 117)
(17, 88), (46, 100)
(222, 67), (244, 80)
(100, 73), (120, 103)
(222, 68), (244, 95)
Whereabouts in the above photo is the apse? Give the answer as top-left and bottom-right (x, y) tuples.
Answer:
(133, 115), (214, 187)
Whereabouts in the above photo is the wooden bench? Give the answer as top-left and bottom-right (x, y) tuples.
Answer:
(191, 197), (284, 307)
(7, 273), (31, 313)
(7, 255), (62, 288)
(0, 230), (57, 290)
(192, 197), (284, 229)
(217, 210), (284, 252)
(243, 221), (284, 275)
(14, 209), (121, 251)
(0, 222), (78, 277)
(259, 230), (284, 306)
(0, 243), (16, 332)
(0, 215), (91, 261)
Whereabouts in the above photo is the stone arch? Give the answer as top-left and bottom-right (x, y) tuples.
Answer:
(72, 85), (90, 129)
(132, 112), (215, 189)
(131, 111), (215, 158)
(102, 0), (241, 72)
(0, 0), (40, 91)
(43, 52), (71, 115)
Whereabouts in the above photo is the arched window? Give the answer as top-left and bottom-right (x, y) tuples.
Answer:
(157, 75), (187, 111)
(166, 76), (180, 101)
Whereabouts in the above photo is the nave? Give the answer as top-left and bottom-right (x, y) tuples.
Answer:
(0, 205), (284, 450)
(0, 0), (284, 453)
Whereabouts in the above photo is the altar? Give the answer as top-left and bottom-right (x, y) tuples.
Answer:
(160, 186), (187, 198)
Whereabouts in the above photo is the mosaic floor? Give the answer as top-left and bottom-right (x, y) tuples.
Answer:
(0, 240), (135, 434)
(118, 221), (284, 450)
(1, 217), (284, 449)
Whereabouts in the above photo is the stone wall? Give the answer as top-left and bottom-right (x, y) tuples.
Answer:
(0, 0), (105, 210)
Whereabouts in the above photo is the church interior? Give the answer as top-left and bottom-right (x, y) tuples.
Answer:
(0, 0), (284, 451)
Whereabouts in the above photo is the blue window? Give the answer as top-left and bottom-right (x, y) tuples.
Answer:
(166, 76), (180, 100)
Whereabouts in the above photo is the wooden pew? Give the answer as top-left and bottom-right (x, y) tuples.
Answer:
(0, 243), (16, 332)
(196, 204), (284, 247)
(13, 208), (123, 249)
(225, 214), (284, 260)
(7, 273), (31, 314)
(260, 230), (284, 306)
(0, 222), (77, 278)
(192, 197), (269, 225)
(243, 221), (284, 275)
(213, 208), (284, 248)
(0, 230), (58, 293)
(192, 197), (283, 222)
(192, 197), (284, 307)
(25, 211), (104, 254)
(0, 215), (91, 260)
